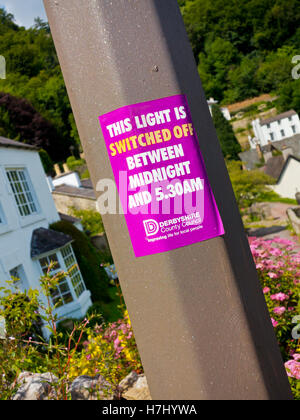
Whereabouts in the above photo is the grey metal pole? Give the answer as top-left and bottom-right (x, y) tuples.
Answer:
(44, 0), (293, 400)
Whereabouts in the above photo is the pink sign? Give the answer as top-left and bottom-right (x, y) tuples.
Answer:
(99, 95), (224, 257)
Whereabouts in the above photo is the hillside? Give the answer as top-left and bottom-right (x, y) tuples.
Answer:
(0, 2), (299, 162)
(0, 9), (79, 161)
(180, 0), (300, 111)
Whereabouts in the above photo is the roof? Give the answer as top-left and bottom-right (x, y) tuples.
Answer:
(31, 227), (73, 259)
(276, 155), (300, 184)
(81, 178), (93, 189)
(239, 134), (300, 170)
(54, 171), (77, 180)
(59, 212), (81, 224)
(53, 184), (96, 200)
(263, 155), (285, 180)
(0, 136), (37, 151)
(260, 110), (297, 126)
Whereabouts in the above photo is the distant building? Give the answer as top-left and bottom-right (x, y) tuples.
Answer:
(239, 134), (300, 171)
(270, 156), (300, 200)
(207, 98), (231, 121)
(0, 137), (92, 338)
(48, 170), (96, 215)
(250, 110), (300, 149)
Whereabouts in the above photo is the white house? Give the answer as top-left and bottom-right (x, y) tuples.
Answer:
(250, 110), (300, 149)
(207, 97), (231, 121)
(0, 137), (92, 337)
(270, 155), (300, 200)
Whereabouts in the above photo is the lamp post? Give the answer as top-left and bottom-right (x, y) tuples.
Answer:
(44, 0), (292, 400)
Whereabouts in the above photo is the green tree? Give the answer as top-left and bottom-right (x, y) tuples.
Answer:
(198, 38), (239, 99)
(212, 105), (241, 160)
(277, 79), (300, 116)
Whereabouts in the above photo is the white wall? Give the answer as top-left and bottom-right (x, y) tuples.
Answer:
(0, 147), (91, 332)
(0, 148), (60, 293)
(53, 172), (81, 189)
(272, 158), (300, 199)
(251, 114), (300, 149)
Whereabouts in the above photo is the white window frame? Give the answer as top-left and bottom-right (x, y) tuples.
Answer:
(61, 245), (86, 299)
(0, 202), (6, 225)
(38, 245), (86, 307)
(5, 167), (39, 218)
(39, 252), (75, 307)
(9, 265), (28, 291)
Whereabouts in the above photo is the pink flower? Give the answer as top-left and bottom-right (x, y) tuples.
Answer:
(268, 272), (278, 279)
(270, 293), (289, 302)
(263, 287), (270, 294)
(271, 318), (279, 328)
(293, 354), (300, 361)
(273, 307), (286, 316)
(285, 360), (300, 380)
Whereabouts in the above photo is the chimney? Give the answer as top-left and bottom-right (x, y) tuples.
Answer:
(54, 164), (62, 177)
(256, 144), (263, 160)
(63, 163), (70, 173)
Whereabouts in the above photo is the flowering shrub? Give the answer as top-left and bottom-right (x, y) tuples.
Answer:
(69, 310), (143, 390)
(249, 237), (300, 399)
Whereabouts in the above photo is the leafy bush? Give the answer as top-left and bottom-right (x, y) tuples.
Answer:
(39, 149), (54, 176)
(250, 237), (300, 399)
(212, 104), (241, 161)
(227, 160), (275, 209)
(70, 208), (104, 236)
(0, 267), (99, 400)
(66, 156), (85, 171)
(0, 266), (142, 400)
(50, 221), (111, 304)
(69, 310), (143, 387)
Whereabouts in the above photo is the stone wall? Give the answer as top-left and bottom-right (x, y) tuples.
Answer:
(52, 192), (96, 215)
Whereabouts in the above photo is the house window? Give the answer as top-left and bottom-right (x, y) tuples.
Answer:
(281, 129), (285, 137)
(6, 169), (38, 217)
(39, 253), (74, 307)
(278, 120), (282, 125)
(61, 245), (85, 298)
(270, 132), (275, 141)
(10, 265), (28, 291)
(267, 123), (271, 129)
(292, 125), (297, 134)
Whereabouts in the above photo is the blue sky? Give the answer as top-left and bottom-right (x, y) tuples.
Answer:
(1, 0), (47, 28)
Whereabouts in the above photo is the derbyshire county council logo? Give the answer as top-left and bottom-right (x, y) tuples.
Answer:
(143, 219), (160, 237)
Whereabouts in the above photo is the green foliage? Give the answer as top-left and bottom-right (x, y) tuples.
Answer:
(70, 207), (104, 236)
(212, 105), (241, 160)
(0, 11), (79, 161)
(39, 149), (54, 176)
(180, 0), (300, 103)
(277, 79), (300, 116)
(0, 267), (141, 400)
(257, 190), (298, 205)
(250, 238), (300, 399)
(227, 160), (275, 208)
(50, 221), (111, 304)
(66, 156), (85, 171)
